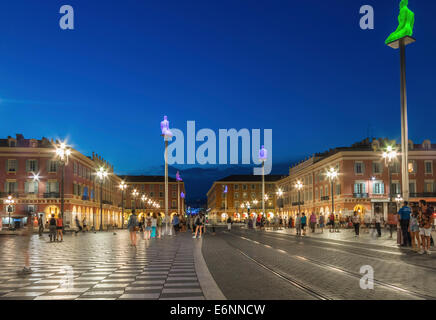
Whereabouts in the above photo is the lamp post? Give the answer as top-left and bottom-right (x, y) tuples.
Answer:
(118, 181), (127, 229)
(180, 192), (185, 216)
(223, 185), (228, 218)
(276, 188), (283, 223)
(383, 145), (398, 203)
(54, 141), (71, 224)
(326, 167), (339, 229)
(5, 195), (15, 230)
(295, 180), (303, 216)
(132, 189), (139, 212)
(161, 116), (173, 225)
(259, 146), (268, 217)
(176, 171), (182, 218)
(96, 167), (108, 231)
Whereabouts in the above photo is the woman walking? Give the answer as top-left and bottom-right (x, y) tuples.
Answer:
(295, 213), (301, 236)
(328, 213), (335, 232)
(309, 212), (317, 233)
(409, 208), (421, 252)
(56, 215), (63, 242)
(127, 211), (138, 247)
(151, 213), (157, 238)
(157, 213), (162, 238)
(227, 216), (232, 231)
(144, 213), (152, 240)
(319, 214), (325, 233)
(352, 211), (360, 237)
(301, 213), (307, 236)
(193, 213), (204, 238)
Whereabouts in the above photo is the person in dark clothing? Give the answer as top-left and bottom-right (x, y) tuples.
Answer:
(48, 215), (57, 242)
(38, 214), (44, 236)
(398, 201), (412, 246)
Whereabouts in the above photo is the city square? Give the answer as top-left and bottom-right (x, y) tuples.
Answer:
(0, 0), (436, 312)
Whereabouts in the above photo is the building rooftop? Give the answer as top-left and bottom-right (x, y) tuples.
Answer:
(216, 174), (285, 182)
(118, 175), (180, 183)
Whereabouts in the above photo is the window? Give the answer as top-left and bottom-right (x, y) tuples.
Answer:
(242, 184), (247, 190)
(235, 201), (239, 209)
(372, 182), (385, 195)
(172, 184), (177, 190)
(171, 200), (176, 208)
(149, 192), (154, 197)
(424, 181), (434, 193)
(27, 160), (38, 172)
(409, 181), (416, 194)
(355, 162), (364, 174)
(73, 162), (77, 175)
(242, 192), (247, 199)
(336, 184), (341, 195)
(408, 160), (417, 174)
(325, 186), (329, 196)
(315, 188), (318, 200)
(48, 160), (58, 173)
(159, 192), (164, 198)
(391, 182), (401, 195)
(7, 159), (17, 172)
(354, 183), (366, 194)
(5, 181), (17, 193)
(372, 162), (382, 174)
(251, 192), (256, 199)
(251, 184), (256, 190)
(172, 191), (176, 197)
(159, 184), (163, 191)
(25, 181), (38, 194)
(425, 161), (433, 174)
(391, 162), (400, 174)
(234, 193), (239, 199)
(234, 184), (239, 190)
(320, 188), (323, 198)
(46, 181), (59, 193)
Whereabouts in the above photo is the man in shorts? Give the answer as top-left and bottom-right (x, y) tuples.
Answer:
(418, 200), (434, 255)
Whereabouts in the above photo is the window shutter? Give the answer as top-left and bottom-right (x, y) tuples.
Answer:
(26, 160), (30, 172)
(381, 183), (385, 194)
(47, 160), (50, 172)
(55, 182), (59, 193)
(24, 181), (28, 193)
(35, 160), (39, 172)
(46, 182), (49, 193)
(4, 182), (7, 193)
(35, 182), (39, 194)
(14, 160), (18, 172)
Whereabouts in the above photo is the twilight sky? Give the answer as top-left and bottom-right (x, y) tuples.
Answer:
(0, 0), (435, 202)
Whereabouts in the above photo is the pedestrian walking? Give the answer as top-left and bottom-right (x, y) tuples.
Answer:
(227, 216), (232, 231)
(409, 207), (421, 252)
(172, 214), (180, 234)
(301, 213), (307, 236)
(38, 214), (44, 236)
(352, 211), (360, 236)
(55, 215), (63, 242)
(295, 213), (302, 236)
(151, 213), (157, 238)
(387, 211), (398, 239)
(364, 213), (371, 233)
(157, 213), (162, 238)
(374, 208), (382, 238)
(75, 216), (82, 234)
(418, 200), (434, 255)
(328, 213), (335, 232)
(82, 217), (88, 232)
(127, 210), (138, 247)
(17, 212), (34, 275)
(193, 213), (204, 238)
(398, 201), (412, 246)
(319, 214), (325, 233)
(309, 212), (317, 233)
(144, 214), (152, 240)
(48, 214), (57, 242)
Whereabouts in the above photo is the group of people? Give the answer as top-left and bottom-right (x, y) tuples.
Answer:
(37, 214), (64, 242)
(126, 211), (207, 246)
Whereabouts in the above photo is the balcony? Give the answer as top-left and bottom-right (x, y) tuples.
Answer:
(353, 193), (369, 199)
(410, 193), (436, 198)
(43, 192), (60, 198)
(291, 201), (304, 207)
(321, 196), (330, 201)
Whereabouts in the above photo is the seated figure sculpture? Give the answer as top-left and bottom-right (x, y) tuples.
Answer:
(160, 115), (173, 137)
(385, 0), (415, 45)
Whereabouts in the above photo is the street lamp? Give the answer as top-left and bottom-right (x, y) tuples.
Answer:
(295, 180), (303, 216)
(118, 181), (127, 229)
(176, 171), (182, 218)
(223, 185), (228, 218)
(276, 188), (283, 222)
(132, 189), (139, 212)
(382, 145), (398, 203)
(326, 167), (339, 230)
(96, 166), (108, 231)
(259, 146), (268, 217)
(5, 195), (15, 230)
(161, 116), (173, 228)
(54, 140), (71, 223)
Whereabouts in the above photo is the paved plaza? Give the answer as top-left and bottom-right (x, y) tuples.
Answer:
(0, 230), (223, 300)
(1, 226), (436, 300)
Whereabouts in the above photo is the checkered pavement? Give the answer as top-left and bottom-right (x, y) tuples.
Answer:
(0, 230), (205, 300)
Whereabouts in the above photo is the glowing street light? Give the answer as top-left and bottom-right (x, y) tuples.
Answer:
(326, 167), (339, 226)
(382, 145), (398, 202)
(118, 181), (127, 229)
(96, 166), (109, 231)
(54, 140), (71, 223)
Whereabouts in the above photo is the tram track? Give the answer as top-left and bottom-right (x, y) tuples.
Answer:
(237, 228), (436, 273)
(223, 231), (436, 300)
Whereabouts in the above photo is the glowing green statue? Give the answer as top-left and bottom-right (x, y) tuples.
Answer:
(385, 0), (415, 45)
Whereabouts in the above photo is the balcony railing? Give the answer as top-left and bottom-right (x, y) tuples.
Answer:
(321, 196), (330, 201)
(43, 192), (60, 198)
(410, 193), (436, 198)
(353, 193), (369, 199)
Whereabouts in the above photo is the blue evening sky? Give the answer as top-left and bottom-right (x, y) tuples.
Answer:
(0, 0), (435, 177)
